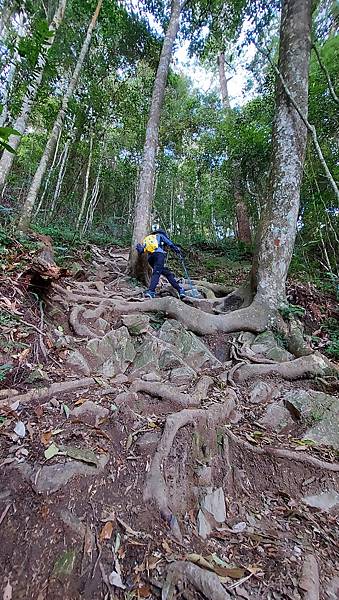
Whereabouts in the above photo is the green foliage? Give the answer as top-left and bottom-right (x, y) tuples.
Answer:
(0, 364), (12, 382)
(279, 304), (306, 319)
(322, 318), (339, 358)
(0, 122), (21, 153)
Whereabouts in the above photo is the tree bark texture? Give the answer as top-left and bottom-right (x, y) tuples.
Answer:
(18, 0), (103, 230)
(218, 51), (231, 109)
(253, 0), (312, 309)
(129, 0), (183, 279)
(0, 0), (67, 192)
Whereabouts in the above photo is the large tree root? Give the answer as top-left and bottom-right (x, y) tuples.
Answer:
(163, 561), (231, 600)
(144, 393), (236, 538)
(299, 554), (319, 600)
(93, 296), (271, 335)
(131, 376), (214, 408)
(223, 427), (339, 472)
(69, 306), (98, 338)
(0, 377), (97, 408)
(234, 353), (332, 382)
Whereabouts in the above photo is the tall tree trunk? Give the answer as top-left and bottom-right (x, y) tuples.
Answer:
(0, 0), (14, 39)
(18, 0), (103, 230)
(0, 0), (67, 192)
(234, 168), (251, 244)
(218, 51), (231, 109)
(128, 0), (183, 280)
(0, 10), (26, 127)
(76, 131), (94, 231)
(253, 0), (312, 309)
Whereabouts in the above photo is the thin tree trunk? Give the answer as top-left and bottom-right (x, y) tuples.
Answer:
(253, 0), (312, 308)
(77, 131), (93, 231)
(128, 0), (183, 280)
(0, 10), (26, 127)
(0, 0), (67, 192)
(34, 126), (63, 217)
(0, 0), (14, 39)
(218, 51), (231, 109)
(18, 0), (103, 230)
(234, 166), (251, 244)
(47, 137), (71, 219)
(82, 166), (101, 234)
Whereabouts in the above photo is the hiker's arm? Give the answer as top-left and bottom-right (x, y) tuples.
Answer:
(136, 243), (145, 254)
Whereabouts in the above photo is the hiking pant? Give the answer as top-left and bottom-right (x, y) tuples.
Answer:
(148, 252), (181, 293)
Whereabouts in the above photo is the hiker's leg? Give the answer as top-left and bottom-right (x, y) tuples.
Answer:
(162, 266), (182, 293)
(148, 253), (165, 293)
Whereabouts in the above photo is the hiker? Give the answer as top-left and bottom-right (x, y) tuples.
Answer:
(136, 228), (186, 299)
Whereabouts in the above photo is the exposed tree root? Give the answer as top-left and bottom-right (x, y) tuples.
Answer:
(97, 296), (271, 335)
(163, 561), (231, 600)
(144, 393), (236, 538)
(213, 282), (254, 313)
(299, 554), (319, 600)
(191, 280), (233, 297)
(69, 306), (98, 338)
(131, 376), (214, 408)
(223, 427), (339, 473)
(0, 377), (97, 408)
(234, 353), (333, 382)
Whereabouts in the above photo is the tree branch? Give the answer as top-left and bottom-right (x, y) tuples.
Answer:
(258, 46), (339, 202)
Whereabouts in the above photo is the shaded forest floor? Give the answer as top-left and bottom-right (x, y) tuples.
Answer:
(0, 233), (338, 600)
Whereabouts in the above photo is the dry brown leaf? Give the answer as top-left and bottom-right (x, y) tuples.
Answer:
(138, 585), (151, 598)
(74, 397), (87, 406)
(100, 521), (114, 542)
(162, 540), (172, 554)
(40, 431), (52, 446)
(18, 347), (30, 364)
(34, 406), (43, 418)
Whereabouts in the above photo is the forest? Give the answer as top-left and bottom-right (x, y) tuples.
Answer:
(0, 0), (338, 599)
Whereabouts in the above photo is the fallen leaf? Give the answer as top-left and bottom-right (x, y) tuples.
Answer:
(41, 431), (52, 446)
(100, 521), (113, 542)
(186, 553), (214, 571)
(34, 405), (43, 418)
(138, 585), (151, 598)
(44, 443), (60, 460)
(18, 347), (30, 364)
(64, 447), (98, 466)
(114, 531), (121, 553)
(10, 400), (20, 411)
(162, 540), (172, 554)
(215, 566), (246, 579)
(126, 433), (133, 450)
(108, 570), (125, 589)
(14, 421), (26, 438)
(74, 398), (87, 406)
(62, 404), (70, 419)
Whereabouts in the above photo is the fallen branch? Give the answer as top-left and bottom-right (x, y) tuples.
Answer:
(131, 376), (214, 408)
(223, 427), (339, 473)
(163, 561), (231, 600)
(0, 377), (97, 408)
(299, 554), (319, 600)
(144, 393), (236, 538)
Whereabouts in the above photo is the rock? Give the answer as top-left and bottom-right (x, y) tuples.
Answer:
(52, 549), (76, 578)
(258, 401), (294, 431)
(159, 348), (185, 370)
(238, 332), (256, 345)
(114, 392), (138, 407)
(66, 350), (91, 376)
(18, 453), (108, 494)
(54, 335), (74, 349)
(129, 336), (159, 378)
(111, 373), (129, 384)
(26, 368), (50, 383)
(197, 509), (212, 539)
(70, 400), (109, 426)
(196, 465), (212, 486)
(122, 314), (151, 335)
(284, 389), (339, 449)
(142, 372), (162, 382)
(303, 490), (339, 512)
(135, 431), (161, 449)
(170, 366), (196, 385)
(249, 381), (275, 404)
(201, 487), (226, 523)
(326, 576), (339, 600)
(87, 327), (136, 377)
(251, 331), (293, 362)
(159, 320), (221, 370)
(60, 510), (87, 537)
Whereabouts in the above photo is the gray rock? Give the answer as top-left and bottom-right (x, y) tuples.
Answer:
(196, 465), (212, 486)
(284, 389), (339, 449)
(142, 372), (162, 382)
(122, 314), (151, 335)
(159, 320), (221, 370)
(197, 509), (212, 539)
(303, 490), (339, 512)
(249, 382), (275, 404)
(326, 576), (339, 600)
(54, 334), (74, 349)
(18, 454), (108, 494)
(87, 326), (136, 377)
(259, 401), (294, 431)
(159, 348), (185, 370)
(66, 350), (91, 376)
(251, 331), (293, 362)
(202, 487), (226, 523)
(129, 336), (159, 378)
(170, 366), (196, 385)
(135, 431), (161, 449)
(70, 400), (109, 426)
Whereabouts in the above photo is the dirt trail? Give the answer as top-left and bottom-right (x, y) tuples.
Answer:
(0, 246), (338, 600)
